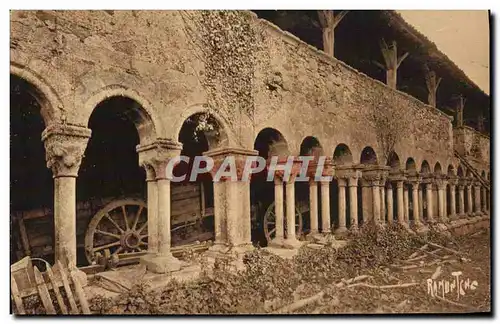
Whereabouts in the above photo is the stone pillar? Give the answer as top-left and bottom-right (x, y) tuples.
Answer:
(380, 183), (386, 224)
(138, 139), (183, 273)
(436, 177), (448, 223)
(467, 180), (473, 216)
(320, 180), (331, 234)
(403, 184), (409, 223)
(396, 181), (405, 225)
(371, 181), (381, 225)
(386, 183), (393, 224)
(348, 176), (359, 231)
(481, 186), (487, 212)
(360, 179), (372, 225)
(474, 182), (481, 215)
(144, 166), (159, 253)
(457, 184), (465, 216)
(205, 147), (257, 253)
(271, 178), (285, 246)
(320, 161), (334, 234)
(424, 178), (434, 223)
(418, 186), (424, 221)
(448, 177), (457, 219)
(308, 180), (319, 235)
(42, 124), (91, 267)
(284, 179), (301, 247)
(335, 178), (347, 233)
(408, 173), (422, 228)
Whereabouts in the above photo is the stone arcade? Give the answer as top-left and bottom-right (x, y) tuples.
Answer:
(10, 10), (490, 274)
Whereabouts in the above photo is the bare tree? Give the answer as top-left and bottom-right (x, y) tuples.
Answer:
(373, 39), (409, 89)
(317, 10), (348, 57)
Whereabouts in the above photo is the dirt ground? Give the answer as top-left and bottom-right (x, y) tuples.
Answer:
(297, 230), (491, 314)
(17, 224), (490, 315)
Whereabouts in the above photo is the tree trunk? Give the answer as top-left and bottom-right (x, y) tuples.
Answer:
(322, 27), (334, 56)
(386, 69), (397, 89)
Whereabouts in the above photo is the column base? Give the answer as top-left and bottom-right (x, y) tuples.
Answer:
(282, 238), (304, 249)
(349, 225), (359, 234)
(305, 230), (319, 241)
(140, 253), (184, 274)
(334, 226), (348, 234)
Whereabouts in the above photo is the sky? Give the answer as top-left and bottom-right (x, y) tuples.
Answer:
(397, 10), (490, 95)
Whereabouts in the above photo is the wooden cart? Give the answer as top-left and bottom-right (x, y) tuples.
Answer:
(11, 178), (309, 269)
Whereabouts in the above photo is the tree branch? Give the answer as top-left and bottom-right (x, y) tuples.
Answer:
(397, 52), (409, 68)
(333, 10), (349, 28)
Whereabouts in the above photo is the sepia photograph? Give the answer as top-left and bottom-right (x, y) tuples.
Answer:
(8, 4), (492, 316)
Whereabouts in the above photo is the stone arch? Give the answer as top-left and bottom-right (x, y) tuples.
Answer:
(173, 104), (236, 148)
(420, 160), (431, 174)
(333, 143), (353, 165)
(447, 165), (456, 177)
(434, 162), (442, 175)
(300, 136), (323, 157)
(481, 170), (486, 179)
(254, 127), (290, 159)
(360, 146), (378, 165)
(10, 64), (62, 125)
(406, 158), (416, 171)
(387, 151), (401, 170)
(82, 85), (161, 144)
(178, 112), (230, 151)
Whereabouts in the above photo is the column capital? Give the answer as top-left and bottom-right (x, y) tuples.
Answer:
(388, 169), (408, 182)
(205, 147), (258, 181)
(42, 123), (91, 178)
(137, 138), (183, 180)
(406, 170), (421, 185)
(362, 165), (390, 185)
(335, 164), (362, 181)
(447, 175), (459, 186)
(434, 174), (448, 190)
(266, 156), (303, 182)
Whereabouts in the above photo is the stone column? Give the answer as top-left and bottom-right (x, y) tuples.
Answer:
(457, 183), (465, 216)
(418, 186), (424, 221)
(320, 180), (331, 234)
(436, 177), (448, 223)
(386, 182), (393, 224)
(474, 182), (481, 215)
(424, 178), (434, 223)
(403, 184), (409, 223)
(360, 179), (372, 225)
(144, 166), (159, 253)
(308, 180), (319, 236)
(371, 181), (381, 225)
(380, 182), (386, 224)
(271, 178), (285, 246)
(42, 124), (91, 267)
(395, 180), (405, 225)
(467, 180), (473, 216)
(205, 147), (258, 253)
(335, 178), (347, 233)
(138, 139), (183, 273)
(408, 173), (422, 228)
(448, 177), (457, 219)
(284, 179), (301, 247)
(348, 175), (359, 231)
(481, 186), (487, 213)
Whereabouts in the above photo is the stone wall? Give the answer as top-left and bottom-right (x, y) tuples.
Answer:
(11, 10), (459, 169)
(454, 126), (490, 174)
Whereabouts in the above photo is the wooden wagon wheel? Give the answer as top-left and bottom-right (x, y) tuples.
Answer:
(263, 201), (303, 243)
(84, 198), (148, 264)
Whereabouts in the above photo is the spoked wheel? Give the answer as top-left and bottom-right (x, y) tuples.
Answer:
(262, 201), (303, 243)
(84, 199), (148, 265)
